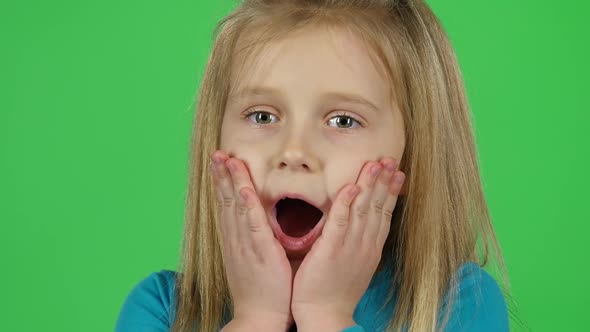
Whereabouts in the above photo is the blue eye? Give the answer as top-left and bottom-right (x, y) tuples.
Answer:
(327, 114), (362, 129)
(242, 108), (363, 129)
(244, 109), (278, 125)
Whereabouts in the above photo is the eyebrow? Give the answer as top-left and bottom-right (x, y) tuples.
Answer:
(229, 86), (280, 101)
(228, 86), (381, 113)
(323, 91), (381, 113)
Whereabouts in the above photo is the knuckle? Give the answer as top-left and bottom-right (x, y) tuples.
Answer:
(371, 201), (383, 214)
(383, 206), (394, 219)
(354, 205), (369, 219)
(217, 168), (228, 179)
(334, 214), (349, 227)
(247, 220), (263, 233)
(222, 196), (233, 208)
(236, 203), (248, 216)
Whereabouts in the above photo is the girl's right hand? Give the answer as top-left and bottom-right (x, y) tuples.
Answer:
(210, 150), (293, 332)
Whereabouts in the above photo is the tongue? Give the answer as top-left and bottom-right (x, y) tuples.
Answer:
(277, 199), (323, 238)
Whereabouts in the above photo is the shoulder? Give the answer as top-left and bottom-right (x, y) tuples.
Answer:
(115, 269), (178, 332)
(439, 262), (509, 332)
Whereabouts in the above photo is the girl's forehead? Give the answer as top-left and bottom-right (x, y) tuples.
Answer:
(229, 24), (393, 102)
(233, 23), (378, 70)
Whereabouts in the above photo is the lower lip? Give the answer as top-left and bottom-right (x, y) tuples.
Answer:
(269, 206), (326, 257)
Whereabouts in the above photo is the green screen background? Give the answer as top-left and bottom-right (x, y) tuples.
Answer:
(1, 0), (587, 331)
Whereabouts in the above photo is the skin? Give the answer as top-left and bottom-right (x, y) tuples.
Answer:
(214, 24), (406, 331)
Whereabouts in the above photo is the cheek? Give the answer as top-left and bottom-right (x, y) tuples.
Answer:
(324, 158), (366, 199)
(221, 147), (268, 193)
(247, 161), (267, 193)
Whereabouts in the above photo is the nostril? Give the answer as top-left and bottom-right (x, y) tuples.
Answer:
(279, 162), (310, 171)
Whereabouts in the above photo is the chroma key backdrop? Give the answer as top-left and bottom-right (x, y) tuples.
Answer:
(0, 0), (587, 331)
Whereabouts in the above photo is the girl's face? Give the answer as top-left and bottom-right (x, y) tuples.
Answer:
(220, 24), (405, 263)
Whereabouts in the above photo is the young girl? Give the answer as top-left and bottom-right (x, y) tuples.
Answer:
(116, 0), (512, 331)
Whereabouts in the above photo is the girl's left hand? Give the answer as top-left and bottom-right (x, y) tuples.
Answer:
(291, 157), (405, 331)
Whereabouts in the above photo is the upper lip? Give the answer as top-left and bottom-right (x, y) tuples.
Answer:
(269, 192), (325, 213)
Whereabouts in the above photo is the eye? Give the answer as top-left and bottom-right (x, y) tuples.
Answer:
(327, 113), (363, 129)
(243, 108), (278, 125)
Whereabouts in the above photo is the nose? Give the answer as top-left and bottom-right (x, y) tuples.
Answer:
(274, 129), (319, 173)
(278, 150), (312, 172)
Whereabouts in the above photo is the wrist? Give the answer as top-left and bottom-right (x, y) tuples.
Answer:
(293, 310), (356, 332)
(221, 318), (287, 332)
(223, 313), (290, 332)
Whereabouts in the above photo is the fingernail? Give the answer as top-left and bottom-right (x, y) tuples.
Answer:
(385, 160), (397, 172)
(227, 160), (237, 172)
(395, 172), (405, 184)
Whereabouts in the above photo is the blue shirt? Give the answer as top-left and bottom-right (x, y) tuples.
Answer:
(115, 261), (508, 331)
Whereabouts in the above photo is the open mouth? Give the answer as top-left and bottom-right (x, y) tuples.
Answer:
(275, 198), (324, 238)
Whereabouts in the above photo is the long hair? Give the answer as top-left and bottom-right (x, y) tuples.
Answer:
(173, 1), (515, 331)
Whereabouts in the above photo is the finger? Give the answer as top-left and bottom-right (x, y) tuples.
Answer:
(225, 157), (256, 199)
(211, 150), (237, 242)
(212, 151), (233, 208)
(237, 186), (276, 262)
(376, 169), (406, 249)
(226, 158), (274, 252)
(347, 161), (383, 244)
(209, 160), (228, 241)
(323, 183), (360, 249)
(363, 158), (397, 245)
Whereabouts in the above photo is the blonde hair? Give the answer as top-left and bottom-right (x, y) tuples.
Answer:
(173, 0), (516, 331)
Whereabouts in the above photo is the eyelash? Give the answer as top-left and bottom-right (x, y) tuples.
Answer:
(241, 108), (365, 129)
